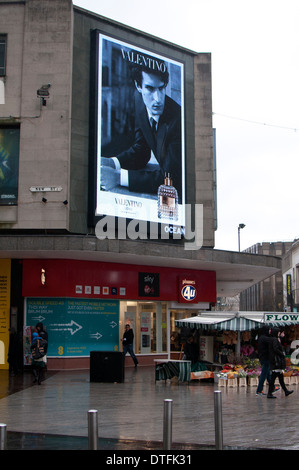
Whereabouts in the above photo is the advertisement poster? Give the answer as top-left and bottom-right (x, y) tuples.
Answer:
(25, 298), (119, 357)
(0, 127), (20, 205)
(138, 272), (160, 297)
(140, 311), (151, 354)
(94, 33), (185, 227)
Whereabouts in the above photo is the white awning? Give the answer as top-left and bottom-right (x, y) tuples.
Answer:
(175, 311), (299, 331)
(175, 312), (264, 331)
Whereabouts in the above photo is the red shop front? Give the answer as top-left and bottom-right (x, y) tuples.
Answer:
(22, 259), (216, 369)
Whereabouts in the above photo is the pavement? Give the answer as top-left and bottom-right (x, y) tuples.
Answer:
(0, 365), (299, 451)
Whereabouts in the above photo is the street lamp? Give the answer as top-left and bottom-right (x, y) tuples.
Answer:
(238, 223), (246, 251)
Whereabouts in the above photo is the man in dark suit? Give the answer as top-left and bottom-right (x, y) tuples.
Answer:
(100, 64), (182, 202)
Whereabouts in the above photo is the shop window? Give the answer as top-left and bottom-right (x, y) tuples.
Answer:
(119, 303), (202, 356)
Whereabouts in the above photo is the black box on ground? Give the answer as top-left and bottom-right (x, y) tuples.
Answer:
(90, 351), (124, 383)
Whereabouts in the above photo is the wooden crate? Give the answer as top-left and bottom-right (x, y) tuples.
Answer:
(248, 377), (259, 386)
(218, 378), (227, 387)
(238, 377), (247, 387)
(227, 378), (238, 388)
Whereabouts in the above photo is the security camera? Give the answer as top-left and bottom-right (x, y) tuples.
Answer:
(37, 84), (51, 97)
(37, 84), (51, 106)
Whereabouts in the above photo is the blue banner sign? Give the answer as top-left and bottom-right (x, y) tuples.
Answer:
(26, 298), (119, 357)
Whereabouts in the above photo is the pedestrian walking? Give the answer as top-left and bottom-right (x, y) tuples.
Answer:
(256, 326), (273, 396)
(267, 328), (293, 399)
(122, 324), (138, 367)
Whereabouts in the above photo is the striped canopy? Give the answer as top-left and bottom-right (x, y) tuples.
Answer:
(175, 312), (264, 332)
(175, 312), (299, 332)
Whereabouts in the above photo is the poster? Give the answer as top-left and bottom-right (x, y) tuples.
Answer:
(93, 33), (185, 228)
(0, 127), (20, 205)
(25, 298), (119, 357)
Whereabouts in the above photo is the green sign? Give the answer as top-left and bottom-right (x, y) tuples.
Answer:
(26, 298), (119, 357)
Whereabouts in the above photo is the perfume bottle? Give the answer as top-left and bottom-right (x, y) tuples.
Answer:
(157, 173), (178, 221)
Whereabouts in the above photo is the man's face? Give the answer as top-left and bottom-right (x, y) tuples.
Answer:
(136, 71), (166, 117)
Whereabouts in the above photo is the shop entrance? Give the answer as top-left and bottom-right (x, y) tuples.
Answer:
(119, 301), (168, 354)
(119, 301), (202, 358)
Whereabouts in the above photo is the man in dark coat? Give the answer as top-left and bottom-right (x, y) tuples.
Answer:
(122, 324), (138, 367)
(256, 326), (273, 396)
(183, 335), (198, 364)
(101, 64), (182, 201)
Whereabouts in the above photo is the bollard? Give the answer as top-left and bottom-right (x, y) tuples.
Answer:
(0, 424), (7, 450)
(214, 390), (223, 450)
(163, 399), (173, 450)
(88, 410), (98, 450)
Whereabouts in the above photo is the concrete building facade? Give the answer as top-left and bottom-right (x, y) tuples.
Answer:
(282, 239), (299, 311)
(240, 242), (294, 312)
(0, 0), (280, 370)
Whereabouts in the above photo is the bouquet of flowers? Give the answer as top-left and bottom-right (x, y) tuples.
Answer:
(237, 368), (247, 378)
(247, 369), (260, 378)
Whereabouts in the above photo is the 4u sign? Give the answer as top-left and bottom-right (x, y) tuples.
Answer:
(181, 284), (197, 302)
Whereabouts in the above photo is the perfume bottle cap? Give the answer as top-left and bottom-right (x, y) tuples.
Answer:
(164, 173), (172, 186)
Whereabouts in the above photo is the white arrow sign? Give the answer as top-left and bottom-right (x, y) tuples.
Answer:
(90, 332), (103, 340)
(110, 321), (117, 328)
(50, 320), (82, 336)
(31, 315), (46, 323)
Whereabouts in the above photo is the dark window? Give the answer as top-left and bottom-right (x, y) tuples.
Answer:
(0, 34), (7, 76)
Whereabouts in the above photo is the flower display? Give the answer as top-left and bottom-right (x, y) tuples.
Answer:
(216, 358), (299, 386)
(237, 368), (247, 378)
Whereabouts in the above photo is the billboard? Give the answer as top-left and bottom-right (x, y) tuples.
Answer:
(25, 298), (119, 357)
(0, 127), (19, 205)
(89, 32), (185, 233)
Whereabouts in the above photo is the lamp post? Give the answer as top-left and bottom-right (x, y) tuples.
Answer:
(238, 223), (245, 251)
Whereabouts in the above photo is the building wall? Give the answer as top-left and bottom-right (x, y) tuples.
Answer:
(70, 7), (215, 246)
(193, 54), (214, 245)
(0, 1), (215, 247)
(240, 241), (294, 311)
(282, 239), (299, 309)
(0, 0), (73, 229)
(0, 0), (216, 370)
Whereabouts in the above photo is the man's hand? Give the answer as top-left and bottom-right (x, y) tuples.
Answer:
(101, 157), (116, 168)
(100, 165), (120, 190)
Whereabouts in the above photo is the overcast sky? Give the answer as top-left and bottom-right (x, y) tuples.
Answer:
(74, 0), (299, 252)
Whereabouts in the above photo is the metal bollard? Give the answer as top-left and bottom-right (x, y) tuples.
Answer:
(163, 399), (173, 450)
(214, 390), (223, 450)
(88, 410), (98, 450)
(0, 424), (7, 450)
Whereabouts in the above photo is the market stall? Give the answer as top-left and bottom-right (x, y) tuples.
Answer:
(175, 312), (299, 384)
(175, 312), (263, 381)
(175, 311), (264, 354)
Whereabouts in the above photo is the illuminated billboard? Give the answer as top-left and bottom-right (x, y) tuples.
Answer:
(89, 32), (185, 232)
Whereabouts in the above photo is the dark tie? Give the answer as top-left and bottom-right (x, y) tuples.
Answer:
(150, 118), (157, 151)
(150, 117), (157, 135)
